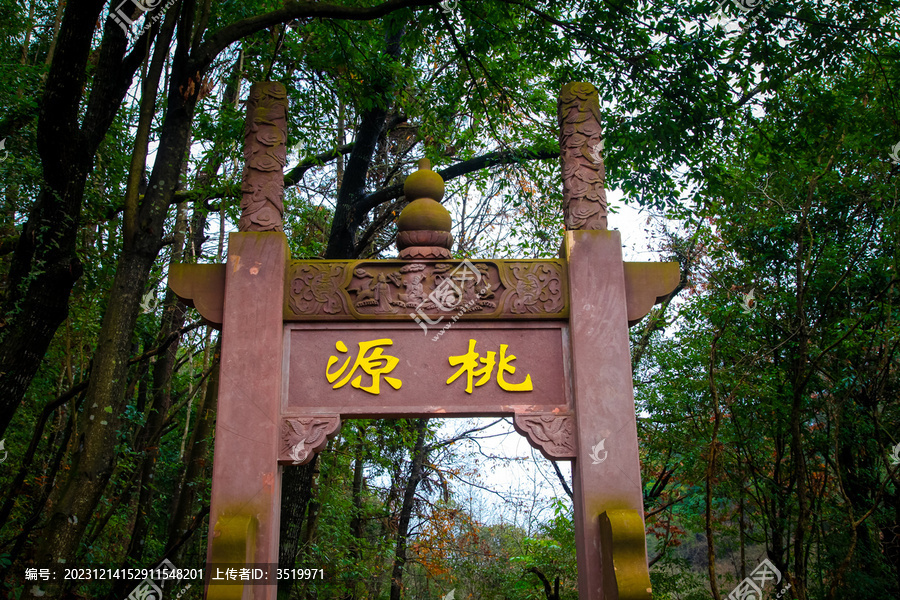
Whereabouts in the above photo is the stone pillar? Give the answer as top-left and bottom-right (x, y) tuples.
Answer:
(566, 229), (652, 600)
(205, 232), (288, 600)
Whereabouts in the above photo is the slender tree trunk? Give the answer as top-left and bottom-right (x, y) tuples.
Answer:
(167, 351), (219, 560)
(389, 419), (429, 600)
(277, 458), (319, 600)
(107, 204), (189, 600)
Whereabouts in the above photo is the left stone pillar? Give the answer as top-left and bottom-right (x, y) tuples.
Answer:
(206, 81), (288, 599)
(206, 232), (287, 600)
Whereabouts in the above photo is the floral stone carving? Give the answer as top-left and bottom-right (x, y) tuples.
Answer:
(558, 82), (607, 230)
(280, 416), (341, 465)
(514, 413), (576, 459)
(289, 264), (349, 315)
(239, 82), (287, 232)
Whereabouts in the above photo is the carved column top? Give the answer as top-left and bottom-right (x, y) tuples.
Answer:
(558, 82), (608, 231)
(240, 82), (288, 232)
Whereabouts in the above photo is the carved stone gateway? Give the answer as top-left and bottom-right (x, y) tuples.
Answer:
(169, 82), (680, 600)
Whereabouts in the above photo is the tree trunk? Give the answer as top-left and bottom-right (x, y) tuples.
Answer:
(277, 458), (319, 600)
(32, 3), (204, 583)
(325, 21), (404, 259)
(0, 1), (147, 439)
(389, 419), (429, 600)
(166, 350), (219, 559)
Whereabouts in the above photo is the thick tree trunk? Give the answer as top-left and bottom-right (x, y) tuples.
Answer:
(32, 5), (203, 583)
(0, 1), (147, 439)
(325, 22), (404, 259)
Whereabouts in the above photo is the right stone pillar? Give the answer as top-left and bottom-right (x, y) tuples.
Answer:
(565, 229), (653, 600)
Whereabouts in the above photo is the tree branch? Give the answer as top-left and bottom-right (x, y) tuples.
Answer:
(356, 146), (559, 214)
(190, 0), (438, 73)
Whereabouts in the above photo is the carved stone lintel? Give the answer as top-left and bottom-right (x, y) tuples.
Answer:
(558, 82), (607, 231)
(279, 416), (341, 465)
(240, 82), (287, 232)
(513, 412), (576, 460)
(286, 259), (568, 320)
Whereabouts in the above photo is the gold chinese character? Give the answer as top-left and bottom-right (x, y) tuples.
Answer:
(446, 339), (533, 393)
(326, 339), (403, 395)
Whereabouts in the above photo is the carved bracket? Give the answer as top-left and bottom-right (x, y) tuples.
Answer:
(513, 412), (576, 460)
(279, 416), (341, 465)
(168, 263), (225, 328)
(623, 262), (681, 327)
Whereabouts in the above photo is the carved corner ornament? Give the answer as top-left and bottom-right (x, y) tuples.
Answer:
(513, 413), (576, 460)
(240, 82), (288, 232)
(599, 509), (653, 600)
(279, 416), (341, 465)
(558, 82), (607, 231)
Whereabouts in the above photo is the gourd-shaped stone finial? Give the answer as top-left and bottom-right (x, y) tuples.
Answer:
(397, 159), (453, 259)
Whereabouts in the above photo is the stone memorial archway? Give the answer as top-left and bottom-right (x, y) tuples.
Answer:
(170, 81), (679, 600)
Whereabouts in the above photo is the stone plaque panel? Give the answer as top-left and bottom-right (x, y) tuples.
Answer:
(283, 321), (571, 417)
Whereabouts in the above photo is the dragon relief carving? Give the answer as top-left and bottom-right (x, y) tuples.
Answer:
(239, 82), (288, 232)
(558, 82), (607, 231)
(514, 413), (576, 459)
(343, 261), (499, 316)
(280, 416), (341, 465)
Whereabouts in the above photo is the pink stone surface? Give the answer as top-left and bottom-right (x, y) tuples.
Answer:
(282, 322), (570, 417)
(558, 83), (607, 230)
(564, 229), (649, 599)
(206, 232), (288, 600)
(240, 83), (287, 232)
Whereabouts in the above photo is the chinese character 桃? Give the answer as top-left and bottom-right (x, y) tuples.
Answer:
(326, 339), (403, 395)
(446, 339), (533, 393)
